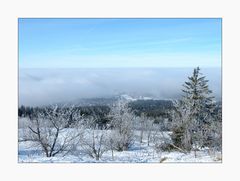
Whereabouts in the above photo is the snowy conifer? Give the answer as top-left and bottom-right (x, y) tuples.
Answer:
(172, 67), (217, 151)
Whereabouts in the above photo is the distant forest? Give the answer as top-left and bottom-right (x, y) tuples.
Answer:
(18, 99), (221, 130)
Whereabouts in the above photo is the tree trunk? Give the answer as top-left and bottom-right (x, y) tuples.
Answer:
(111, 149), (114, 160)
(140, 129), (143, 143)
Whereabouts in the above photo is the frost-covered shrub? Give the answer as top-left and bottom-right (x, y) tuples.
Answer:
(171, 124), (191, 151)
(157, 142), (175, 152)
(108, 99), (135, 151)
(110, 129), (134, 151)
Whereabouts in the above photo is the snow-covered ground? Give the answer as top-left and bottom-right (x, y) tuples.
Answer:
(18, 129), (221, 163)
(18, 143), (221, 163)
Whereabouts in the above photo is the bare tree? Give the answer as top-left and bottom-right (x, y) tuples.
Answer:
(146, 118), (155, 146)
(79, 116), (109, 161)
(135, 114), (155, 146)
(108, 137), (115, 160)
(19, 105), (83, 157)
(136, 115), (145, 144)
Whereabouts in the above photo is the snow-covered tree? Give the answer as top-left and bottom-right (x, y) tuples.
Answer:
(171, 67), (218, 151)
(171, 100), (193, 151)
(19, 105), (83, 157)
(135, 114), (155, 145)
(79, 116), (110, 161)
(108, 99), (135, 151)
(135, 115), (145, 144)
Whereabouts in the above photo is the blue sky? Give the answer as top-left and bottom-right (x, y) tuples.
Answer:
(19, 18), (221, 68)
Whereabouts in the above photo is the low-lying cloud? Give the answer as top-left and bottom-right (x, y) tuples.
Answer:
(19, 67), (221, 106)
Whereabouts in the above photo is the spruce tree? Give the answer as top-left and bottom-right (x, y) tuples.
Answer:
(182, 67), (215, 120)
(172, 67), (216, 151)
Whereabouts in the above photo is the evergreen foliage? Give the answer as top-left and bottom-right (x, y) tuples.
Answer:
(171, 67), (219, 151)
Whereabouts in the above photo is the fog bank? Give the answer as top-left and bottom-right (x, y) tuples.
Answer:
(19, 67), (221, 106)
